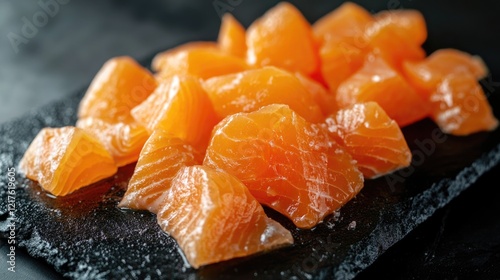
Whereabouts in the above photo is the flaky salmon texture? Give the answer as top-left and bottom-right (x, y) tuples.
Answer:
(18, 1), (498, 269)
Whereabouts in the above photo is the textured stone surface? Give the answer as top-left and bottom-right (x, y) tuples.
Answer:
(356, 164), (500, 279)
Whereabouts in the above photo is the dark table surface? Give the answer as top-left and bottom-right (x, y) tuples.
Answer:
(1, 0), (499, 279)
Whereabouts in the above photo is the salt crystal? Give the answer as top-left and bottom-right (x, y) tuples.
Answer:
(348, 221), (357, 230)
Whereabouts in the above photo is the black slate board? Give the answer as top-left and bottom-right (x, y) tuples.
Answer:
(1, 56), (500, 279)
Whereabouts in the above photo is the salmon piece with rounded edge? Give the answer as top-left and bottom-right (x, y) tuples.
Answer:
(118, 130), (202, 213)
(313, 2), (374, 91)
(336, 55), (429, 127)
(157, 165), (293, 268)
(218, 13), (247, 58)
(78, 56), (158, 123)
(131, 76), (220, 152)
(246, 2), (319, 75)
(204, 104), (364, 229)
(324, 102), (412, 178)
(19, 127), (117, 196)
(153, 47), (248, 81)
(364, 17), (426, 71)
(203, 66), (324, 123)
(151, 41), (218, 72)
(313, 1), (373, 45)
(429, 72), (498, 136)
(374, 9), (427, 46)
(76, 118), (149, 167)
(403, 48), (489, 98)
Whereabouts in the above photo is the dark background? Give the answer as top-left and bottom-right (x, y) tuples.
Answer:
(0, 0), (499, 279)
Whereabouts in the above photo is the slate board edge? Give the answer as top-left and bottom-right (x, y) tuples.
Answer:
(331, 143), (500, 280)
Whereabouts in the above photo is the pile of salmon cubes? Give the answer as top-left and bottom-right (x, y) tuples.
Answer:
(19, 2), (498, 268)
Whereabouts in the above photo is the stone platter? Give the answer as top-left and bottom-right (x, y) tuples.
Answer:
(1, 56), (499, 280)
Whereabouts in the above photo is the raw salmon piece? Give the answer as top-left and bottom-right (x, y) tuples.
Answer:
(202, 66), (324, 123)
(218, 13), (247, 58)
(313, 1), (373, 45)
(403, 48), (489, 97)
(76, 117), (149, 167)
(151, 41), (218, 72)
(118, 130), (201, 213)
(131, 76), (219, 152)
(429, 72), (498, 136)
(153, 47), (248, 81)
(78, 56), (158, 123)
(364, 17), (426, 71)
(374, 9), (427, 46)
(336, 55), (429, 127)
(157, 165), (293, 268)
(313, 2), (374, 92)
(204, 104), (364, 229)
(19, 127), (117, 196)
(246, 2), (319, 75)
(325, 102), (412, 178)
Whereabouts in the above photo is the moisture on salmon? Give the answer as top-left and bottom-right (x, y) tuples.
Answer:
(204, 104), (364, 229)
(118, 129), (202, 214)
(156, 165), (293, 268)
(19, 127), (117, 196)
(324, 102), (412, 178)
